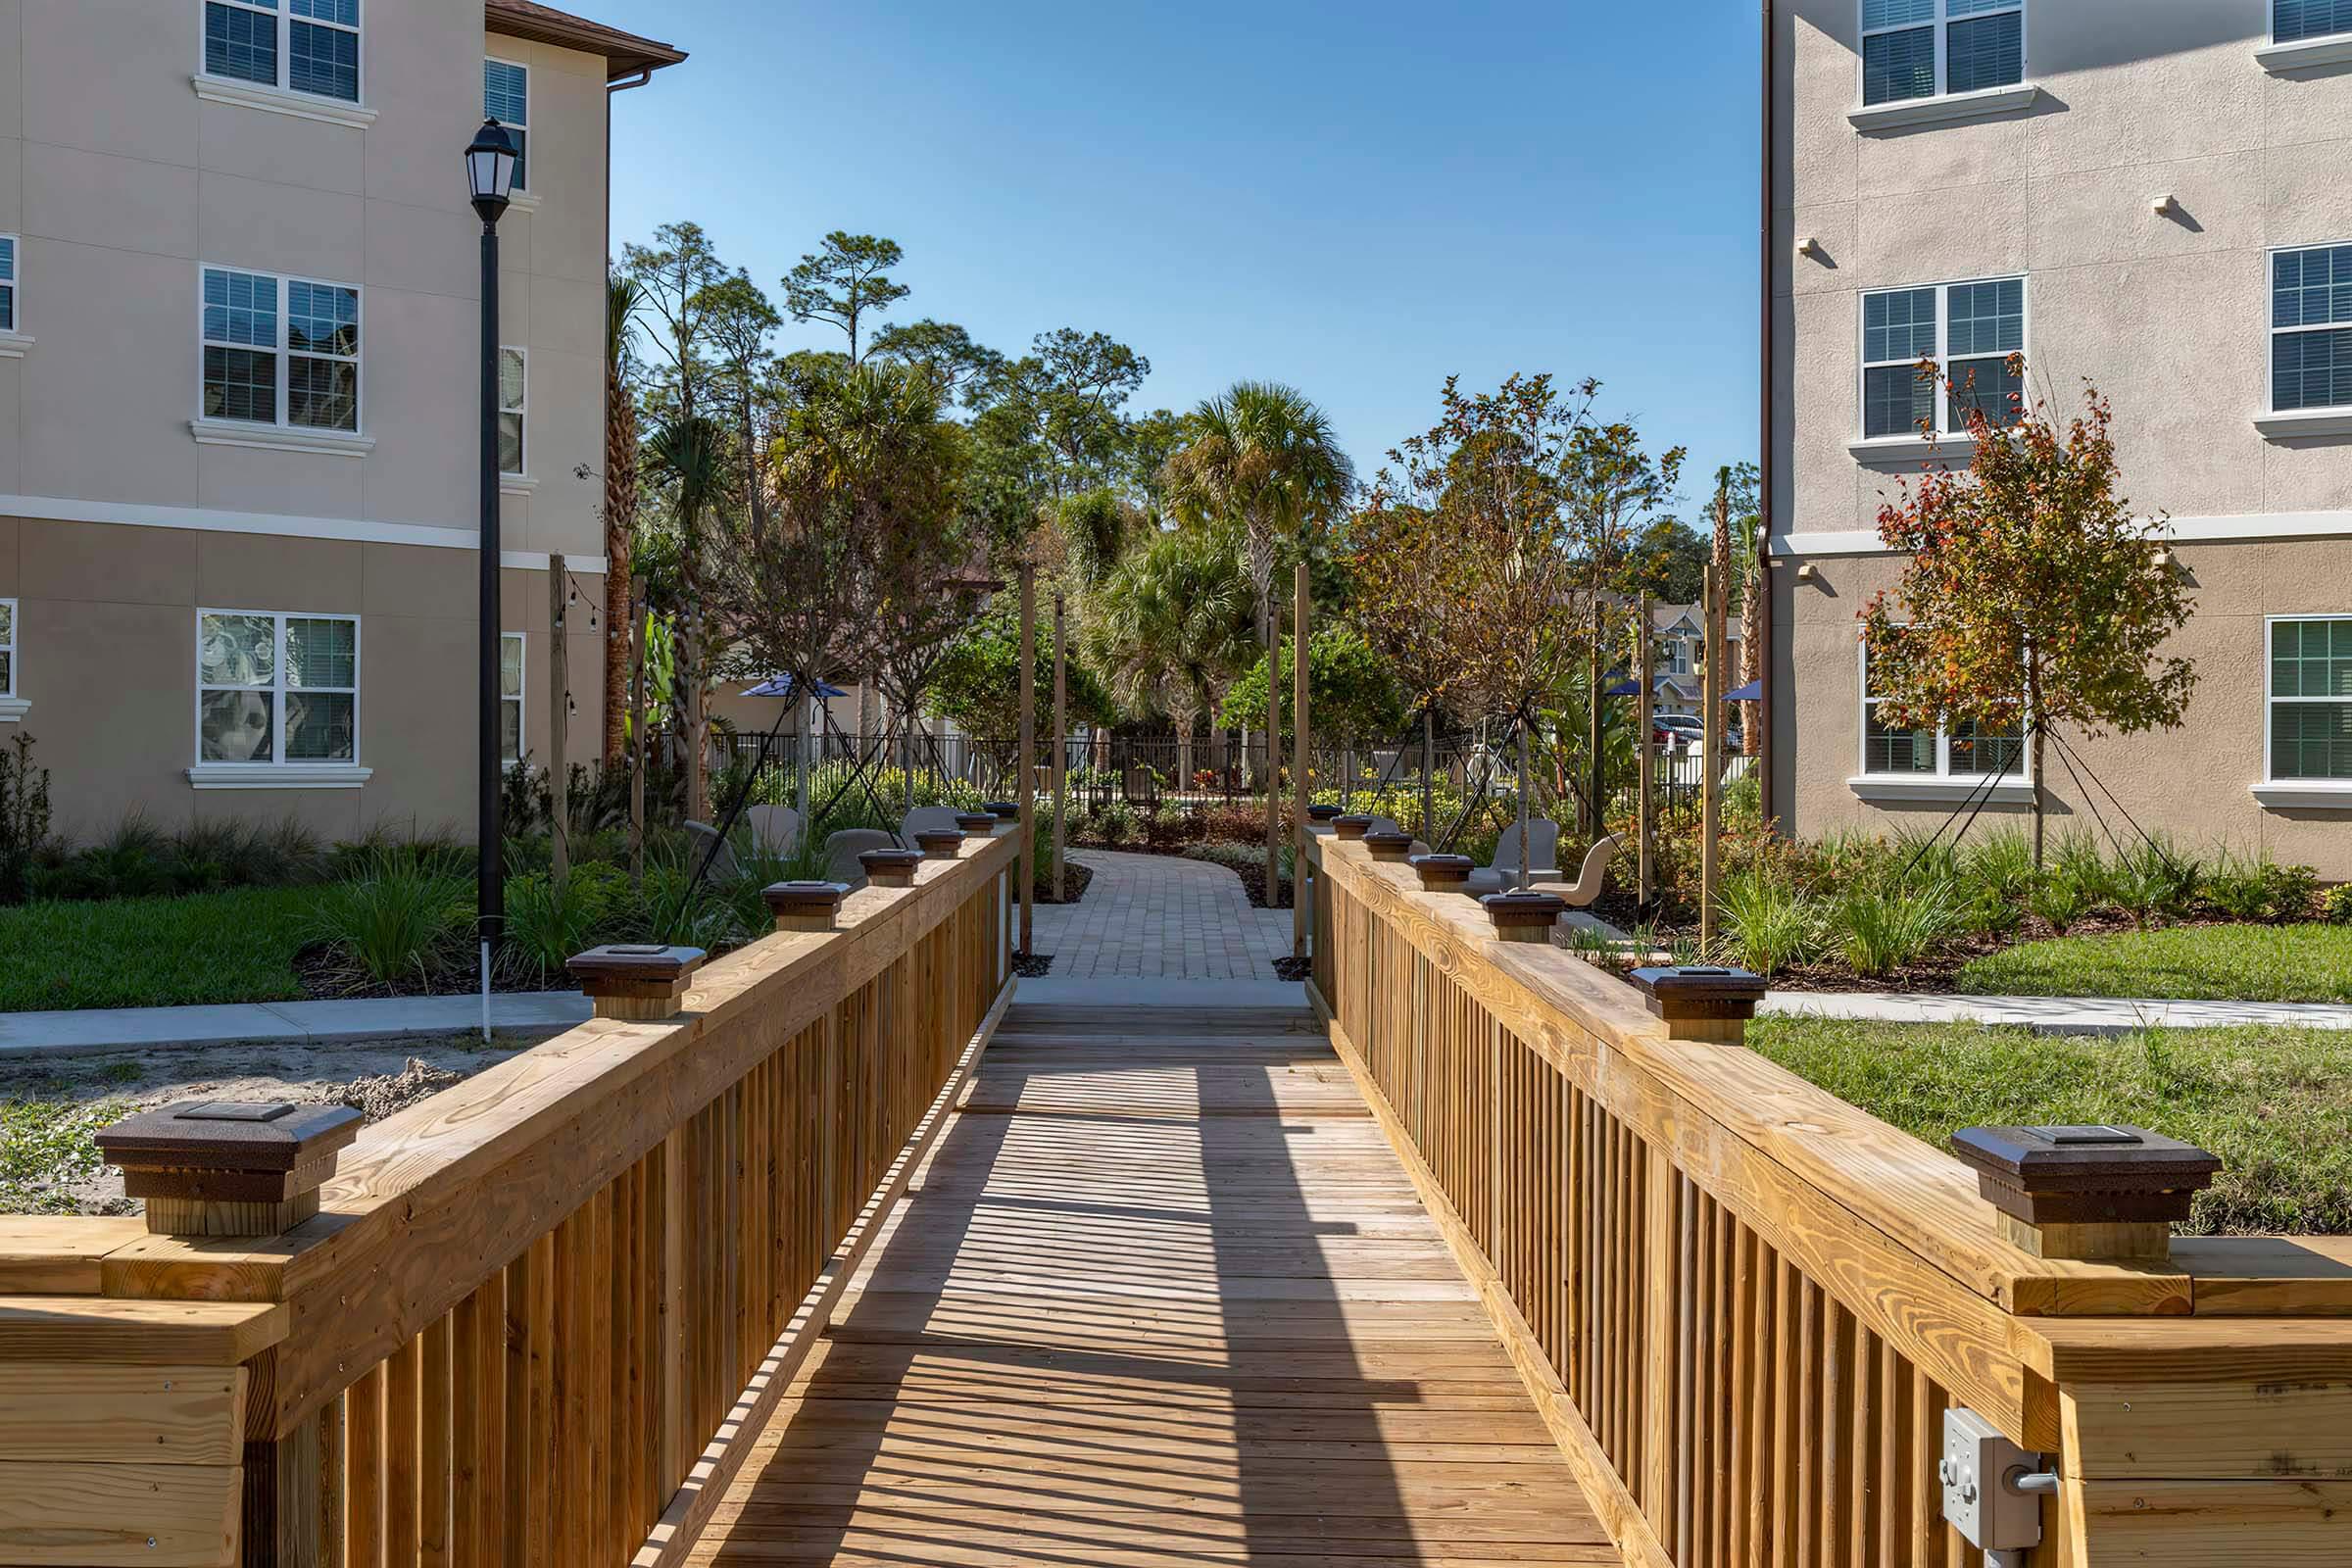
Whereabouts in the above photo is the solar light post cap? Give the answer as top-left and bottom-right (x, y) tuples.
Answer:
(955, 811), (1001, 834)
(859, 847), (924, 886)
(1332, 814), (1377, 841)
(913, 828), (966, 859)
(1481, 889), (1566, 942)
(1950, 1124), (2220, 1259)
(983, 801), (1021, 820)
(567, 944), (708, 1020)
(1363, 828), (1415, 862)
(1411, 853), (1475, 890)
(762, 879), (850, 931)
(1628, 965), (1769, 1022)
(1305, 804), (1344, 821)
(96, 1101), (365, 1236)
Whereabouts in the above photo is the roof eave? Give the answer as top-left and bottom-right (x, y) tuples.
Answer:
(484, 8), (686, 82)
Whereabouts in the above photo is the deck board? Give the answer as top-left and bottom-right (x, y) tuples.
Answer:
(689, 1005), (1617, 1567)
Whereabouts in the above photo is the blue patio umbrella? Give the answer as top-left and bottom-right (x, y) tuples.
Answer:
(1599, 668), (1641, 698)
(1725, 679), (1763, 702)
(740, 674), (849, 700)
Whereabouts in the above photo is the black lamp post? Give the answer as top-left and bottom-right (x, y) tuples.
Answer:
(466, 120), (519, 1017)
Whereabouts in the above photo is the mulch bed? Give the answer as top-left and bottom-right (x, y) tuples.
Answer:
(1032, 861), (1094, 906)
(295, 942), (560, 1001)
(1012, 953), (1055, 978)
(1272, 956), (1312, 982)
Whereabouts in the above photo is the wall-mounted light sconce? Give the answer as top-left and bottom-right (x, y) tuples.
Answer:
(2151, 194), (2179, 218)
(1797, 234), (1825, 259)
(1795, 562), (1820, 583)
(2151, 546), (2175, 569)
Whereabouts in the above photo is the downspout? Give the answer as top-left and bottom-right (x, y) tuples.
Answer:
(1755, 0), (1779, 831)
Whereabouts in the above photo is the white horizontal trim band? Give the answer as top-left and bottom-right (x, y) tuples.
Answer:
(0, 492), (605, 573)
(2253, 409), (2352, 440)
(2250, 780), (2352, 809)
(1847, 82), (2040, 132)
(191, 418), (376, 458)
(2256, 34), (2352, 73)
(192, 74), (378, 128)
(1847, 775), (2036, 805)
(0, 697), (27, 724)
(187, 762), (373, 790)
(0, 332), (30, 360)
(500, 474), (539, 494)
(1779, 511), (2352, 557)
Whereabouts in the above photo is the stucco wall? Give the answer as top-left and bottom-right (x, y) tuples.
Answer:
(0, 0), (610, 560)
(0, 514), (603, 841)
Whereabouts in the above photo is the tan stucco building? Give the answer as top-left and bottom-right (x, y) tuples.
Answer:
(0, 0), (679, 841)
(1766, 0), (2352, 877)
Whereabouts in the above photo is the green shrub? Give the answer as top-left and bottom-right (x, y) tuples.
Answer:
(2105, 836), (2203, 927)
(2325, 885), (2352, 926)
(2026, 870), (2097, 935)
(0, 732), (50, 906)
(2205, 850), (2317, 923)
(1960, 828), (2037, 905)
(312, 852), (469, 987)
(504, 862), (627, 984)
(1714, 870), (1816, 978)
(1830, 881), (1962, 977)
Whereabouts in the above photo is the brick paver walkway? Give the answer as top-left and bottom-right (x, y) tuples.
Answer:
(1032, 849), (1295, 979)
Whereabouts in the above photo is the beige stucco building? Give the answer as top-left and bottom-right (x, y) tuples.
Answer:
(1766, 0), (2352, 877)
(0, 0), (679, 841)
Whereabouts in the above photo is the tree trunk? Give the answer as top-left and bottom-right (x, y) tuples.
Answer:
(682, 517), (707, 824)
(602, 372), (637, 762)
(1587, 606), (1604, 839)
(1737, 561), (1763, 757)
(1420, 708), (1435, 846)
(1516, 719), (1533, 892)
(629, 598), (648, 888)
(2029, 657), (2046, 868)
(1263, 601), (1282, 908)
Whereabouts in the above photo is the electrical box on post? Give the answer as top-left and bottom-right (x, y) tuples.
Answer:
(1940, 1406), (2044, 1553)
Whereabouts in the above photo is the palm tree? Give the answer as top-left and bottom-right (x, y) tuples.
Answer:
(644, 414), (726, 822)
(1090, 531), (1255, 786)
(1161, 382), (1354, 897)
(603, 273), (642, 761)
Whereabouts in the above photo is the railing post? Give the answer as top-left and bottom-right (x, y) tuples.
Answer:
(914, 828), (965, 861)
(1627, 964), (1768, 1046)
(1482, 890), (1567, 945)
(763, 880), (849, 934)
(565, 944), (707, 1021)
(1949, 1125), (2221, 1262)
(860, 848), (923, 888)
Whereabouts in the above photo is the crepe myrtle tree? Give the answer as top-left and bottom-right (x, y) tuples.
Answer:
(1345, 497), (1476, 836)
(1862, 365), (2196, 866)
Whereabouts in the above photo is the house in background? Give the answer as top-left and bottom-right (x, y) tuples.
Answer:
(0, 0), (681, 840)
(1648, 604), (1743, 722)
(1766, 0), (2352, 877)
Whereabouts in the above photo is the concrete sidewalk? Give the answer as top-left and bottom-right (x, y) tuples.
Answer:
(0, 991), (592, 1060)
(1759, 990), (2352, 1037)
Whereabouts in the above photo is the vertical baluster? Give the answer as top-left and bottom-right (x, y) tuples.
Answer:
(385, 1333), (421, 1568)
(348, 1360), (387, 1568)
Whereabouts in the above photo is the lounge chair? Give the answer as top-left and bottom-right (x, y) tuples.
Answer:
(824, 828), (897, 886)
(899, 806), (964, 842)
(1461, 819), (1563, 897)
(681, 820), (743, 882)
(744, 805), (800, 854)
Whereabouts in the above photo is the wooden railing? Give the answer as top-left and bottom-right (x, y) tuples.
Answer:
(0, 828), (1016, 1568)
(1306, 831), (2352, 1567)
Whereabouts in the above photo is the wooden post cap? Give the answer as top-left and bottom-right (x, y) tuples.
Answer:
(1628, 965), (1768, 1023)
(1333, 815), (1377, 841)
(566, 944), (707, 1021)
(983, 800), (1021, 820)
(1949, 1125), (2220, 1259)
(1411, 853), (1476, 890)
(1482, 890), (1567, 942)
(96, 1101), (364, 1236)
(762, 880), (849, 931)
(1306, 804), (1344, 822)
(914, 828), (966, 860)
(860, 848), (924, 886)
(1363, 829), (1415, 862)
(955, 811), (1000, 834)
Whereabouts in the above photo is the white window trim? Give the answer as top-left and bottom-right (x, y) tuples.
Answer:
(2259, 4), (2352, 71)
(0, 597), (23, 723)
(196, 263), (368, 445)
(2260, 243), (2352, 441)
(0, 234), (27, 358)
(1849, 633), (2035, 802)
(1852, 0), (2036, 126)
(499, 344), (530, 485)
(485, 56), (532, 195)
(2255, 612), (2352, 809)
(1855, 274), (2028, 455)
(189, 608), (367, 786)
(503, 630), (526, 767)
(194, 0), (369, 120)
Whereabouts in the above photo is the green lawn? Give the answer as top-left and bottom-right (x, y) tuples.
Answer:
(0, 887), (318, 1011)
(0, 1093), (133, 1213)
(1957, 923), (2352, 1004)
(1748, 1016), (2352, 1235)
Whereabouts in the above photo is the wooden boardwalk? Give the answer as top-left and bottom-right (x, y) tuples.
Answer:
(687, 1000), (1616, 1566)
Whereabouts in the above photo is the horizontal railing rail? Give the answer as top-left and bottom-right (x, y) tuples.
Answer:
(0, 826), (1018, 1568)
(1304, 829), (2352, 1567)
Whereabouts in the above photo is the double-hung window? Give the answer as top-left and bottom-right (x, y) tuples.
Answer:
(0, 600), (16, 703)
(2271, 246), (2352, 415)
(484, 59), (529, 190)
(202, 268), (362, 433)
(1861, 634), (2025, 780)
(204, 0), (362, 104)
(0, 237), (17, 334)
(2276, 1), (2352, 43)
(1862, 0), (2025, 105)
(501, 633), (524, 764)
(2268, 617), (2352, 783)
(197, 611), (358, 766)
(1861, 277), (2025, 440)
(499, 348), (526, 476)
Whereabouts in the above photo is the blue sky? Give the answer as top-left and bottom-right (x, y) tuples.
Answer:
(597, 1), (1761, 513)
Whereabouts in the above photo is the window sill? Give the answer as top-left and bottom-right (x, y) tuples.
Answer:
(1848, 82), (2041, 132)
(192, 74), (377, 129)
(507, 191), (541, 215)
(191, 418), (375, 458)
(2253, 408), (2352, 441)
(2251, 780), (2352, 809)
(1849, 433), (1961, 465)
(0, 698), (27, 724)
(1848, 774), (2035, 805)
(2257, 34), (2352, 73)
(186, 762), (371, 791)
(0, 332), (30, 360)
(501, 473), (538, 495)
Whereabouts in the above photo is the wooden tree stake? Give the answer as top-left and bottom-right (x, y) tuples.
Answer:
(1292, 563), (1311, 958)
(1053, 592), (1067, 904)
(1636, 596), (1654, 906)
(1017, 564), (1035, 956)
(1700, 563), (1723, 953)
(548, 553), (570, 882)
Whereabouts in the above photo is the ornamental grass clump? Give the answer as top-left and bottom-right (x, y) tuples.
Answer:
(1714, 869), (1817, 979)
(1830, 881), (1963, 978)
(311, 852), (469, 989)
